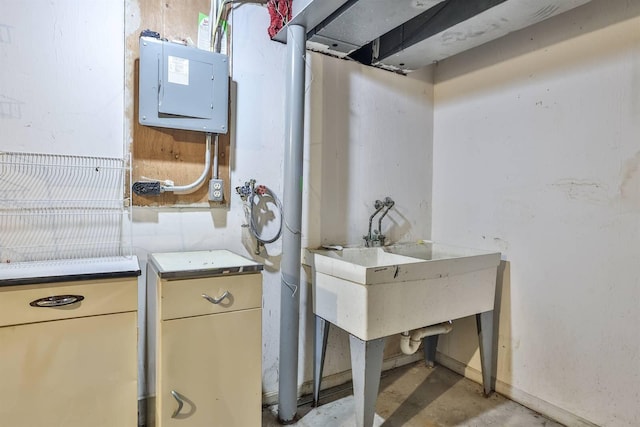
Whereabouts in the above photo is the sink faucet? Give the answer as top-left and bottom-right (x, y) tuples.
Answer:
(364, 197), (395, 247)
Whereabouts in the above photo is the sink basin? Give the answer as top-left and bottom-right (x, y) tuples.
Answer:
(309, 247), (424, 285)
(305, 241), (500, 341)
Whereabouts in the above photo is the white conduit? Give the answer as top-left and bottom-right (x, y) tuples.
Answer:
(400, 321), (453, 355)
(212, 133), (219, 179)
(162, 133), (212, 194)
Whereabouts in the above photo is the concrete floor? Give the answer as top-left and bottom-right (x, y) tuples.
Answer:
(263, 362), (563, 427)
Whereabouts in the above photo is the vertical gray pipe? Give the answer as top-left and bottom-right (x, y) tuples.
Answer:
(278, 24), (306, 424)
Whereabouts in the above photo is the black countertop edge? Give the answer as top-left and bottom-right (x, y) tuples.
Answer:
(0, 269), (142, 288)
(158, 264), (264, 280)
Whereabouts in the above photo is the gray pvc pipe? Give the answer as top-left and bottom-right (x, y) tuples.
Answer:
(278, 24), (306, 424)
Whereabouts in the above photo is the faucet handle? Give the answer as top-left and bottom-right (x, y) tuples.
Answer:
(374, 199), (384, 209)
(383, 197), (394, 206)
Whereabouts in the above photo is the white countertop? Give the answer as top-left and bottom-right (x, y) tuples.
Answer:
(0, 256), (141, 285)
(148, 250), (262, 279)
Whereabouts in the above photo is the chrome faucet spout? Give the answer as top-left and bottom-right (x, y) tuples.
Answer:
(377, 197), (395, 235)
(367, 200), (385, 240)
(364, 197), (394, 247)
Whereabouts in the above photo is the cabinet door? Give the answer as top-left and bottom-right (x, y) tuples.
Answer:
(159, 308), (261, 426)
(0, 312), (137, 427)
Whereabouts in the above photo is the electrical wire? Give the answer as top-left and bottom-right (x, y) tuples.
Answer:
(212, 0), (268, 53)
(139, 134), (211, 194)
(209, 0), (218, 50)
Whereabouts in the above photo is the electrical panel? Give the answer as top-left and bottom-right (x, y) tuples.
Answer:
(138, 36), (229, 133)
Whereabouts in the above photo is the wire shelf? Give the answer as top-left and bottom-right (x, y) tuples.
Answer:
(0, 151), (132, 263)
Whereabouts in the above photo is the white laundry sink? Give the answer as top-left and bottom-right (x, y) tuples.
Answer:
(309, 247), (424, 285)
(305, 241), (501, 341)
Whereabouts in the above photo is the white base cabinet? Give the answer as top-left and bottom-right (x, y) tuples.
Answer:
(0, 277), (138, 427)
(148, 250), (263, 427)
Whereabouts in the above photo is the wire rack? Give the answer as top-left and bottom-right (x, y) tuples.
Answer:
(0, 151), (132, 263)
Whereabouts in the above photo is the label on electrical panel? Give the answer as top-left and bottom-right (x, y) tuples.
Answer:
(168, 56), (189, 85)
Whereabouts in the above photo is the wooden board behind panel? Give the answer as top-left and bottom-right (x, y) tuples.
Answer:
(125, 0), (230, 207)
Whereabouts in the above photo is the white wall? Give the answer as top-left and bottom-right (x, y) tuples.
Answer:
(0, 0), (124, 158)
(299, 51), (434, 387)
(432, 0), (640, 425)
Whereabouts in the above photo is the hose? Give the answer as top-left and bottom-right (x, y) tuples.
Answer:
(244, 182), (283, 245)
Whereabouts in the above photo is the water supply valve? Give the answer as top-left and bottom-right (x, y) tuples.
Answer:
(235, 180), (255, 201)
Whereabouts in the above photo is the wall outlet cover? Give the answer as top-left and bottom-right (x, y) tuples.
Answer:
(209, 179), (224, 202)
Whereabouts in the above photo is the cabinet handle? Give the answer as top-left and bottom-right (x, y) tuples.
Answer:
(29, 295), (85, 308)
(202, 290), (230, 305)
(170, 390), (184, 418)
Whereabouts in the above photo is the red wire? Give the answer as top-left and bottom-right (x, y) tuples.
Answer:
(267, 0), (292, 38)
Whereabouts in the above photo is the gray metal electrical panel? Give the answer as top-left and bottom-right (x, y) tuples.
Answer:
(138, 36), (229, 133)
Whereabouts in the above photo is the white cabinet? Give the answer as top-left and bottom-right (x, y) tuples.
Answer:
(0, 277), (138, 427)
(148, 250), (263, 427)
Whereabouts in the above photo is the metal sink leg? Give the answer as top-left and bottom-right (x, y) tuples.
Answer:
(349, 335), (385, 427)
(313, 315), (330, 406)
(476, 310), (495, 396)
(422, 334), (439, 368)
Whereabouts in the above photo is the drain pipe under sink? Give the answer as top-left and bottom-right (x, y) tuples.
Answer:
(400, 321), (453, 355)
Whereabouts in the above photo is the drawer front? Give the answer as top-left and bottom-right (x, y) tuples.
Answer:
(0, 278), (137, 327)
(160, 273), (261, 320)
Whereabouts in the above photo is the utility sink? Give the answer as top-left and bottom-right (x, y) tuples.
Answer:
(309, 247), (425, 285)
(304, 241), (501, 341)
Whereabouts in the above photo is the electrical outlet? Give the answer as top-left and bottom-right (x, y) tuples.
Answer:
(209, 179), (224, 202)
